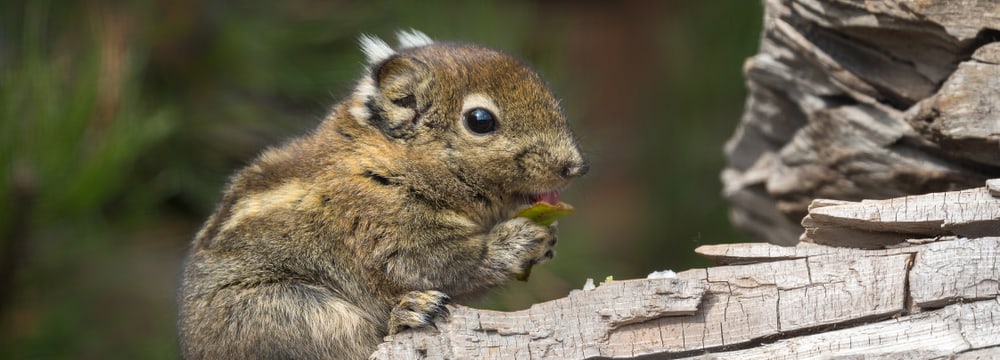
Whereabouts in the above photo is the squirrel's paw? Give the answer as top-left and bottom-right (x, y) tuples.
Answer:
(493, 217), (558, 277)
(388, 290), (451, 335)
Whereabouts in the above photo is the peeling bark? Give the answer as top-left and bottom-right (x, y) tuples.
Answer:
(723, 0), (1000, 245)
(801, 183), (1000, 247)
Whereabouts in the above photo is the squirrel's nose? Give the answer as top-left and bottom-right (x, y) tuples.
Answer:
(560, 161), (589, 178)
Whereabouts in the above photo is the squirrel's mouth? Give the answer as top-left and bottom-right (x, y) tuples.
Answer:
(511, 184), (566, 212)
(509, 189), (565, 218)
(515, 190), (560, 208)
(529, 191), (560, 204)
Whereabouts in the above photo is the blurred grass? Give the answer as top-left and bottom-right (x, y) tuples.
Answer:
(0, 0), (761, 358)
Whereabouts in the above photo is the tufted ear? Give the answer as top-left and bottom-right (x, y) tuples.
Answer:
(373, 55), (433, 109)
(367, 55), (434, 138)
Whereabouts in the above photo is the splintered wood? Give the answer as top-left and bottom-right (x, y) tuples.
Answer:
(685, 299), (1000, 360)
(801, 184), (1000, 248)
(373, 183), (1000, 359)
(606, 254), (908, 355)
(373, 278), (706, 359)
(989, 179), (1000, 197)
(374, 238), (999, 359)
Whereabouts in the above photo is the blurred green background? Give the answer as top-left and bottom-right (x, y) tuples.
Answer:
(0, 0), (761, 358)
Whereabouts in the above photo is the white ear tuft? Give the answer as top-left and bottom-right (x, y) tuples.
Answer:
(396, 29), (434, 49)
(359, 34), (395, 65)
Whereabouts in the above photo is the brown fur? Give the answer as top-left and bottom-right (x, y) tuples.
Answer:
(178, 37), (587, 359)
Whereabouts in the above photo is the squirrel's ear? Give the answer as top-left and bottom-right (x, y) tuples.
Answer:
(373, 55), (429, 89)
(367, 55), (434, 138)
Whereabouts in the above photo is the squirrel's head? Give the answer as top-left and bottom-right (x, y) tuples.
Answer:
(340, 30), (587, 215)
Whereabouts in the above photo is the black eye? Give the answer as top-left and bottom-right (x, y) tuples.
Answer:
(464, 108), (497, 134)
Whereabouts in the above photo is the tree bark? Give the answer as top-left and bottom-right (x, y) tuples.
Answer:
(723, 0), (1000, 245)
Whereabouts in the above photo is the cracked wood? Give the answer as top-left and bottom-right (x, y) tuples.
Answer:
(909, 237), (1000, 308)
(801, 181), (1000, 248)
(372, 251), (909, 359)
(371, 236), (997, 359)
(680, 299), (1000, 359)
(371, 278), (706, 359)
(723, 0), (1000, 245)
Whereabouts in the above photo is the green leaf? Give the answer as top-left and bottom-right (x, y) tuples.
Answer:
(514, 201), (575, 227)
(512, 201), (575, 281)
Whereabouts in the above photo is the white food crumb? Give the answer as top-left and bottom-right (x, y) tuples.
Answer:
(647, 270), (676, 279)
(582, 278), (595, 291)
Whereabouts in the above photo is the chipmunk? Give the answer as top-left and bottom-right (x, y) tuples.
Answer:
(177, 30), (587, 360)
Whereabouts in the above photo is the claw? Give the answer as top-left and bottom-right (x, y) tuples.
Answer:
(388, 290), (452, 335)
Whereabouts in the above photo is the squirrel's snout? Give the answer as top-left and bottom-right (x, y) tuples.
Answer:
(560, 161), (589, 179)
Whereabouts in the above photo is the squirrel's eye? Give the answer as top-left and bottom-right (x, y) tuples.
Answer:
(464, 108), (497, 134)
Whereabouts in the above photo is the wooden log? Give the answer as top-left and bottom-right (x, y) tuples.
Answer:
(679, 299), (1000, 360)
(723, 0), (1000, 245)
(909, 237), (1000, 308)
(610, 254), (908, 355)
(371, 278), (706, 359)
(374, 235), (997, 358)
(373, 250), (910, 358)
(800, 183), (1000, 248)
(373, 236), (1000, 359)
(694, 241), (922, 265)
(374, 181), (999, 358)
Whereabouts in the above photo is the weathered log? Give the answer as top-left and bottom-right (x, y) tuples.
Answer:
(680, 299), (1000, 360)
(723, 0), (1000, 245)
(371, 241), (998, 359)
(372, 184), (1000, 359)
(372, 278), (707, 359)
(909, 237), (1000, 308)
(694, 239), (922, 265)
(800, 183), (1000, 248)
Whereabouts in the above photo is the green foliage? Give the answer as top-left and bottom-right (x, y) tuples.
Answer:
(0, 1), (762, 357)
(1, 2), (176, 358)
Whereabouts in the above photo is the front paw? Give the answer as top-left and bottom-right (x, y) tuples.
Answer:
(492, 217), (558, 280)
(388, 290), (451, 335)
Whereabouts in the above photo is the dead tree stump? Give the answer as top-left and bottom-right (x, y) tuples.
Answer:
(723, 0), (1000, 245)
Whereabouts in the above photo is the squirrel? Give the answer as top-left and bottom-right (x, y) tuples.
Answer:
(177, 30), (588, 360)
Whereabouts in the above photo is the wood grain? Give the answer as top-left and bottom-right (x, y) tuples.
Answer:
(723, 0), (999, 245)
(801, 184), (1000, 248)
(909, 237), (1000, 308)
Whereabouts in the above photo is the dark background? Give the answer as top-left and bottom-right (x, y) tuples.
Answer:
(0, 1), (762, 358)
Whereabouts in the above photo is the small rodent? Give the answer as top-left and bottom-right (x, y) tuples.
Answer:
(178, 30), (588, 360)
